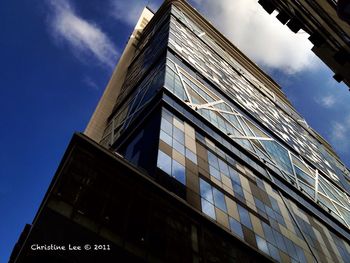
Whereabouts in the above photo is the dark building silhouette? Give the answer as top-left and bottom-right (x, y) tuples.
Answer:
(258, 0), (350, 88)
(10, 0), (350, 262)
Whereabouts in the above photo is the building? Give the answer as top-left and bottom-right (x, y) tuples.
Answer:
(10, 0), (350, 262)
(258, 0), (350, 88)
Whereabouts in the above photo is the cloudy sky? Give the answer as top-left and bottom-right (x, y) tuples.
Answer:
(1, 0), (349, 261)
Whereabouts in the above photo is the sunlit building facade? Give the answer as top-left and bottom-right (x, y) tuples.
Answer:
(11, 0), (350, 262)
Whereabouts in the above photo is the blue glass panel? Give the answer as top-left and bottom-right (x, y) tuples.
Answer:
(295, 166), (315, 186)
(267, 243), (281, 262)
(237, 204), (253, 229)
(272, 229), (288, 253)
(161, 118), (173, 136)
(185, 148), (197, 164)
(275, 213), (286, 226)
(233, 183), (244, 198)
(229, 217), (244, 239)
(188, 80), (215, 102)
(262, 222), (276, 245)
(238, 139), (254, 152)
(256, 235), (269, 255)
(160, 130), (172, 146)
(209, 165), (221, 180)
(269, 196), (281, 213)
(295, 244), (307, 263)
(254, 197), (265, 212)
(208, 151), (219, 169)
(162, 108), (173, 123)
(172, 159), (186, 184)
(173, 140), (185, 155)
(200, 179), (213, 203)
(218, 159), (229, 176)
(266, 206), (276, 220)
(256, 177), (265, 190)
(262, 141), (294, 176)
(229, 167), (240, 184)
(284, 238), (297, 258)
(201, 198), (216, 219)
(157, 150), (172, 175)
(173, 126), (185, 144)
(213, 188), (227, 212)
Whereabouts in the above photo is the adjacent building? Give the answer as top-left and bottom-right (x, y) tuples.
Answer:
(258, 0), (350, 87)
(10, 0), (350, 262)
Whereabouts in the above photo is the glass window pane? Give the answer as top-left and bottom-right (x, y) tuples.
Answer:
(229, 167), (240, 184)
(160, 130), (172, 146)
(173, 140), (185, 155)
(229, 217), (244, 239)
(262, 222), (276, 245)
(256, 235), (269, 255)
(213, 188), (227, 212)
(208, 151), (219, 169)
(267, 243), (281, 262)
(273, 229), (287, 253)
(172, 159), (186, 184)
(161, 118), (173, 136)
(201, 198), (216, 219)
(295, 244), (307, 263)
(295, 166), (315, 187)
(157, 150), (172, 175)
(237, 204), (253, 229)
(209, 165), (221, 180)
(254, 197), (266, 212)
(185, 148), (197, 164)
(233, 183), (244, 198)
(173, 126), (185, 144)
(200, 179), (213, 203)
(218, 158), (229, 176)
(162, 108), (173, 123)
(262, 141), (294, 176)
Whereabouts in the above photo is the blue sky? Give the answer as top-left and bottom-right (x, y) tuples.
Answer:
(1, 0), (349, 261)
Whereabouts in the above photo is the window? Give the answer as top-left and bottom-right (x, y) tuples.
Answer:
(201, 198), (216, 219)
(157, 150), (172, 175)
(229, 217), (244, 239)
(157, 150), (186, 185)
(172, 159), (186, 184)
(200, 179), (213, 203)
(199, 178), (228, 218)
(237, 204), (252, 230)
(213, 188), (227, 212)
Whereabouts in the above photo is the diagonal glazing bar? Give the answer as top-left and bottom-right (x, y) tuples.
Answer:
(228, 135), (274, 141)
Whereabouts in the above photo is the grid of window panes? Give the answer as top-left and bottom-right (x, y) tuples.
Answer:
(157, 108), (350, 263)
(100, 61), (165, 147)
(133, 9), (171, 59)
(163, 49), (350, 228)
(157, 109), (198, 184)
(170, 5), (306, 126)
(168, 4), (350, 195)
(116, 19), (169, 107)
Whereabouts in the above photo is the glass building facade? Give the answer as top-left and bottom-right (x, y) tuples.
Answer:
(11, 1), (350, 262)
(100, 1), (350, 262)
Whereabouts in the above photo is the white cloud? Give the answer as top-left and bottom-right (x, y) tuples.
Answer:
(110, 0), (160, 25)
(330, 120), (350, 153)
(82, 76), (100, 91)
(192, 0), (319, 74)
(47, 0), (118, 68)
(316, 94), (336, 108)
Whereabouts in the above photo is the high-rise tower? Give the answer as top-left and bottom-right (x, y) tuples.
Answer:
(10, 1), (350, 262)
